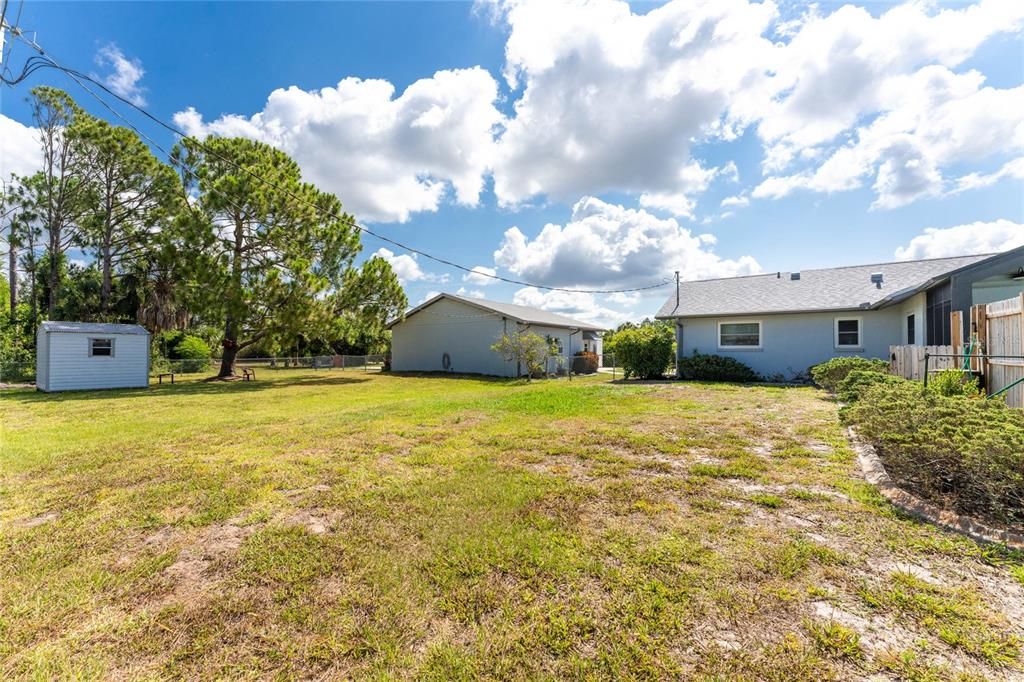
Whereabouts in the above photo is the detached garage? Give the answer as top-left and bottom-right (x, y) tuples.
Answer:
(388, 293), (604, 377)
(37, 322), (150, 392)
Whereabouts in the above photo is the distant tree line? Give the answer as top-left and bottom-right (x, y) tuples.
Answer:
(0, 87), (407, 377)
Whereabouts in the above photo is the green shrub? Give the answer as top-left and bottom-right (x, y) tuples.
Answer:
(928, 368), (982, 398)
(154, 331), (212, 374)
(811, 357), (889, 392)
(837, 370), (909, 404)
(175, 335), (211, 360)
(677, 351), (760, 383)
(614, 326), (673, 380)
(843, 381), (1024, 526)
(573, 351), (599, 374)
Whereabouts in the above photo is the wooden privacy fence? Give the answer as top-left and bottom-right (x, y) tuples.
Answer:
(889, 344), (966, 382)
(889, 293), (1024, 408)
(977, 294), (1024, 408)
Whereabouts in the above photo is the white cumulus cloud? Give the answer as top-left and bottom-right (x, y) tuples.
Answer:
(372, 248), (448, 285)
(493, 195), (760, 290)
(95, 44), (147, 106)
(512, 287), (632, 329)
(174, 67), (503, 223)
(491, 0), (776, 209)
(0, 115), (40, 179)
(463, 265), (498, 286)
(952, 157), (1024, 194)
(894, 219), (1024, 260)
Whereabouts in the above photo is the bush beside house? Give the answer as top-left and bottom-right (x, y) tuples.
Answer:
(843, 380), (1024, 527)
(613, 326), (673, 380)
(817, 356), (1023, 529)
(677, 351), (760, 383)
(574, 351), (599, 374)
(810, 357), (890, 392)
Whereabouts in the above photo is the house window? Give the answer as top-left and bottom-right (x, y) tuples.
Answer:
(89, 338), (114, 357)
(906, 314), (915, 345)
(718, 321), (761, 349)
(545, 335), (563, 354)
(926, 281), (952, 345)
(834, 318), (862, 349)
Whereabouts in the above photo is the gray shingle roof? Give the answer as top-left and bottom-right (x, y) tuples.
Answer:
(391, 293), (605, 331)
(40, 321), (150, 335)
(656, 254), (994, 319)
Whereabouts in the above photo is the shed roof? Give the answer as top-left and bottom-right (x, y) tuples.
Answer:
(655, 253), (1002, 319)
(40, 321), (150, 335)
(389, 293), (605, 331)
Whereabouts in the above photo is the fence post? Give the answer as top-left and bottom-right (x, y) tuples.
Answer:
(923, 353), (930, 389)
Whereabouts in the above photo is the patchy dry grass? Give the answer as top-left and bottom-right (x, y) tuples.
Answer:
(1, 370), (1022, 679)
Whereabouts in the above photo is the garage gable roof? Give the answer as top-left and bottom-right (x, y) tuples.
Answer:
(389, 293), (605, 331)
(40, 321), (150, 335)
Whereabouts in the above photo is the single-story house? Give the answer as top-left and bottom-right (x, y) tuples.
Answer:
(36, 321), (151, 392)
(388, 293), (604, 376)
(656, 246), (1024, 380)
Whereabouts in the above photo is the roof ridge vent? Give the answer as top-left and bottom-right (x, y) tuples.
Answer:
(790, 272), (801, 280)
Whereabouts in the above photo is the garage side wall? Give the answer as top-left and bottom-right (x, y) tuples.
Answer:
(46, 333), (150, 391)
(391, 298), (513, 376)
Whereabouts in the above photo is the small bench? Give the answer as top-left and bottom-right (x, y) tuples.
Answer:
(157, 373), (175, 385)
(242, 368), (256, 381)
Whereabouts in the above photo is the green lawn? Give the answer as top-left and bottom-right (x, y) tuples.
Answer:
(2, 371), (1022, 680)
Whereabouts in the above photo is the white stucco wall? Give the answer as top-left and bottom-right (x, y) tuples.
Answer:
(390, 298), (591, 377)
(898, 292), (926, 345)
(40, 332), (150, 392)
(675, 308), (903, 379)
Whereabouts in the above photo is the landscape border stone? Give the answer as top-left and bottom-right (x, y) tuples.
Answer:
(847, 426), (1024, 550)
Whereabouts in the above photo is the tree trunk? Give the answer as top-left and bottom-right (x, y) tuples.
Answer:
(8, 238), (16, 323)
(216, 215), (246, 378)
(101, 241), (112, 313)
(218, 335), (239, 377)
(48, 230), (60, 318)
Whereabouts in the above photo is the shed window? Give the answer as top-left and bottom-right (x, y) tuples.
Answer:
(835, 318), (862, 348)
(89, 338), (114, 357)
(718, 322), (761, 349)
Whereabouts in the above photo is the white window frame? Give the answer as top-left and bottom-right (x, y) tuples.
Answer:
(717, 320), (762, 351)
(834, 316), (863, 350)
(89, 337), (115, 358)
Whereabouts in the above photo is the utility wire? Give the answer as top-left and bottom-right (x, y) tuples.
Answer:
(6, 36), (673, 294)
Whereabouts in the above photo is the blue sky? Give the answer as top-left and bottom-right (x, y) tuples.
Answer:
(1, 0), (1022, 326)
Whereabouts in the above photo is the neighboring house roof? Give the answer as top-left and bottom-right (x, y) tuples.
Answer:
(389, 293), (605, 331)
(40, 321), (150, 335)
(656, 253), (998, 319)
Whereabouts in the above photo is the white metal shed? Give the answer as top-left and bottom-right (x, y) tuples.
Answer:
(36, 321), (151, 392)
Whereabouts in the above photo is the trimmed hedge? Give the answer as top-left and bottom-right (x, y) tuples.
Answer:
(843, 381), (1024, 527)
(677, 351), (760, 383)
(811, 357), (889, 392)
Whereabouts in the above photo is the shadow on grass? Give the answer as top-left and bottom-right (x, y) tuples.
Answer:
(386, 371), (524, 384)
(1, 373), (372, 403)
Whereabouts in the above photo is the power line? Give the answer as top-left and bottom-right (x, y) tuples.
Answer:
(6, 35), (673, 296)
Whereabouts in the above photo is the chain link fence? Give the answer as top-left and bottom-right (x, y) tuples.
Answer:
(0, 361), (35, 384)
